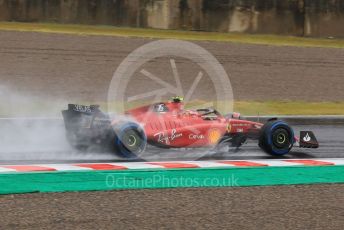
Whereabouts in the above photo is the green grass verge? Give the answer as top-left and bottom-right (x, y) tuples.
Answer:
(0, 166), (343, 195)
(0, 22), (343, 48)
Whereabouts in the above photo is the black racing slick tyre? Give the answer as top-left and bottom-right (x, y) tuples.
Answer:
(112, 122), (147, 158)
(259, 120), (294, 156)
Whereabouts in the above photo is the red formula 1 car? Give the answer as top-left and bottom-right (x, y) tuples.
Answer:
(62, 97), (319, 158)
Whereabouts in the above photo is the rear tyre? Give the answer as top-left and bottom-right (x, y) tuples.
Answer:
(112, 122), (147, 158)
(259, 120), (294, 156)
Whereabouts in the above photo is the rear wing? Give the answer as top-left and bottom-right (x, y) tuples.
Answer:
(62, 104), (110, 131)
(67, 104), (100, 114)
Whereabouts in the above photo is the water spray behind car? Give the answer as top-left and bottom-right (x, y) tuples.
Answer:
(0, 86), (117, 162)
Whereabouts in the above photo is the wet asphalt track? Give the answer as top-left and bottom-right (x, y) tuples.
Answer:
(0, 120), (343, 165)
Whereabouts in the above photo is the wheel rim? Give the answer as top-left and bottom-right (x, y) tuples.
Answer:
(276, 133), (286, 144)
(127, 135), (137, 147)
(272, 128), (290, 149)
(121, 129), (143, 153)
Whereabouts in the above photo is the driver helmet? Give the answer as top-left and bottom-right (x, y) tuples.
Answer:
(171, 96), (184, 103)
(169, 96), (184, 112)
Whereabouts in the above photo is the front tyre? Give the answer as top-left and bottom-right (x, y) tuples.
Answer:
(112, 122), (147, 158)
(259, 120), (294, 156)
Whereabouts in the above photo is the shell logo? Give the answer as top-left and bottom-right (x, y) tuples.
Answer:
(208, 129), (222, 144)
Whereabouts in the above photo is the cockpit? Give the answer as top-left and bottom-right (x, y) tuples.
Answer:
(150, 97), (222, 121)
(196, 108), (221, 120)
